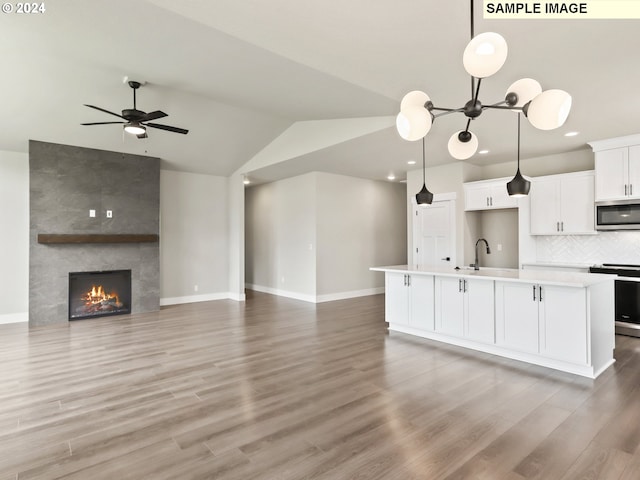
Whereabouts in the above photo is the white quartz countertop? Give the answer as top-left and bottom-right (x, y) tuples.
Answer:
(370, 265), (614, 288)
(521, 262), (594, 270)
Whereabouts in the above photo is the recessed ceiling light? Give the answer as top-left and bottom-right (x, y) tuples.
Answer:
(387, 174), (396, 181)
(407, 160), (416, 165)
(564, 131), (579, 137)
(478, 149), (489, 154)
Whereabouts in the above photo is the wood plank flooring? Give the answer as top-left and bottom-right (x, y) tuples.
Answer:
(1, 290), (640, 479)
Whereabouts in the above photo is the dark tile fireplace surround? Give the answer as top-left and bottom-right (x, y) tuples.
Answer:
(29, 140), (160, 327)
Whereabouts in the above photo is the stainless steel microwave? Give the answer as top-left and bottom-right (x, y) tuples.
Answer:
(596, 199), (640, 230)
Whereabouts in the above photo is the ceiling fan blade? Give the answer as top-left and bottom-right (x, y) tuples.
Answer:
(146, 123), (189, 135)
(139, 110), (168, 122)
(81, 121), (126, 125)
(137, 132), (148, 139)
(84, 104), (125, 119)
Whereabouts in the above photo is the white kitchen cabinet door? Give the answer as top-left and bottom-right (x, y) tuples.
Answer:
(530, 178), (561, 235)
(386, 273), (409, 326)
(464, 180), (517, 211)
(409, 274), (435, 331)
(560, 173), (595, 234)
(538, 285), (588, 364)
(435, 276), (465, 337)
(495, 282), (539, 354)
(465, 278), (495, 344)
(595, 148), (628, 200)
(464, 184), (492, 211)
(489, 182), (518, 209)
(628, 146), (640, 198)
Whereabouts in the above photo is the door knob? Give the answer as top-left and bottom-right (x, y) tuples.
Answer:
(441, 257), (451, 261)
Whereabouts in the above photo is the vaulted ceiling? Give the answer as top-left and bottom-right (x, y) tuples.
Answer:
(2, 0), (638, 182)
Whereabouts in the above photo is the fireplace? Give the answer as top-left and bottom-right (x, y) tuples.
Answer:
(69, 270), (132, 320)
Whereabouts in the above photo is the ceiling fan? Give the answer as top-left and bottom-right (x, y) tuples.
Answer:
(81, 81), (188, 138)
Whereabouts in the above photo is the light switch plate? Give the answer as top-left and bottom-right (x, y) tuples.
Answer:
(89, 209), (96, 218)
(106, 210), (113, 218)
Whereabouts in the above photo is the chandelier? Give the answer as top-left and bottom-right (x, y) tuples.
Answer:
(396, 0), (571, 162)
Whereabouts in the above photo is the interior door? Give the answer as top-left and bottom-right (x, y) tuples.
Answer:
(413, 199), (456, 267)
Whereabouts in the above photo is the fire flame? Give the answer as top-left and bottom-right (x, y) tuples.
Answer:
(83, 285), (122, 307)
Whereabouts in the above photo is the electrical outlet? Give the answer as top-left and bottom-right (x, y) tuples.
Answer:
(497, 244), (503, 251)
(281, 276), (285, 284)
(194, 285), (198, 292)
(106, 210), (113, 218)
(89, 209), (96, 218)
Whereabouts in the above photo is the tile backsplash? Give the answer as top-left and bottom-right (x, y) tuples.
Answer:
(536, 231), (640, 265)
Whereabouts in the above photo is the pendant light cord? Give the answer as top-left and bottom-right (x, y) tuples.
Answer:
(470, 0), (475, 39)
(422, 137), (426, 184)
(517, 113), (521, 171)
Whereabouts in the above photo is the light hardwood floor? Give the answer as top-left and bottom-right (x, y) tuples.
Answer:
(1, 290), (640, 479)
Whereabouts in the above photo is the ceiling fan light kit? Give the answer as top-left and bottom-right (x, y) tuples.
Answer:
(397, 0), (571, 198)
(81, 80), (189, 138)
(123, 121), (146, 135)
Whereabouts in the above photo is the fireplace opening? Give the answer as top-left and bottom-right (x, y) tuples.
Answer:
(69, 269), (132, 320)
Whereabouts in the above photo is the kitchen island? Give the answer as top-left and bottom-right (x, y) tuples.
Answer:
(371, 265), (615, 378)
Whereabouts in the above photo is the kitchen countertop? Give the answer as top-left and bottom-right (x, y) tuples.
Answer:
(370, 265), (614, 288)
(521, 261), (593, 270)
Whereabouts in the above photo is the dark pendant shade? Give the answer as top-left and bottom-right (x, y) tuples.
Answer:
(416, 183), (434, 205)
(416, 137), (433, 205)
(507, 113), (530, 197)
(507, 169), (530, 197)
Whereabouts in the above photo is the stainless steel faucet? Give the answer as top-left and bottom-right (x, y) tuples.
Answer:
(472, 238), (491, 270)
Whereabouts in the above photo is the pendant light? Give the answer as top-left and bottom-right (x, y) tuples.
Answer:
(395, 0), (571, 159)
(507, 113), (531, 197)
(416, 137), (434, 205)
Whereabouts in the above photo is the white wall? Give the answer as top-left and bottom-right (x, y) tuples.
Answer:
(0, 151), (29, 323)
(474, 148), (594, 180)
(315, 172), (406, 298)
(245, 173), (317, 300)
(245, 171), (407, 302)
(476, 209), (519, 268)
(160, 170), (230, 304)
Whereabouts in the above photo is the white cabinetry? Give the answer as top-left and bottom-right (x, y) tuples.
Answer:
(529, 171), (595, 235)
(385, 272), (434, 331)
(593, 145), (640, 200)
(495, 281), (587, 364)
(435, 276), (494, 343)
(373, 266), (615, 378)
(538, 285), (587, 364)
(464, 178), (518, 211)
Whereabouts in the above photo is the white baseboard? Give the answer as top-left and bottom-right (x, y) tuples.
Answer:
(315, 287), (385, 303)
(160, 292), (233, 306)
(227, 292), (246, 302)
(246, 284), (316, 303)
(245, 284), (385, 304)
(0, 312), (28, 324)
(161, 286), (385, 306)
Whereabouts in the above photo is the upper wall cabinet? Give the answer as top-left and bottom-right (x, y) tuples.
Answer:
(530, 170), (595, 235)
(589, 134), (640, 201)
(464, 177), (518, 211)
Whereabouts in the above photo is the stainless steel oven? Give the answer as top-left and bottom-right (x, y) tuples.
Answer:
(596, 199), (640, 230)
(589, 263), (640, 337)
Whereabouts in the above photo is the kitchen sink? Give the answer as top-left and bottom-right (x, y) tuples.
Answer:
(455, 266), (518, 273)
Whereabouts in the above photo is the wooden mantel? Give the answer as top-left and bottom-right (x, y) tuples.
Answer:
(37, 234), (159, 244)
